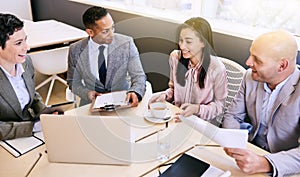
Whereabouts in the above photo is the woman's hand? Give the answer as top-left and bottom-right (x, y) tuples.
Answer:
(174, 113), (182, 123)
(180, 103), (200, 117)
(147, 93), (166, 108)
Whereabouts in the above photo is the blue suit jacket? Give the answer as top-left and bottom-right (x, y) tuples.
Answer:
(67, 33), (146, 105)
(223, 67), (300, 176)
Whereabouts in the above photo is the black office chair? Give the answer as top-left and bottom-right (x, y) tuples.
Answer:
(297, 51), (300, 65)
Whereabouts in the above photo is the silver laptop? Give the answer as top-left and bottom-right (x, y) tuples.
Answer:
(40, 114), (132, 165)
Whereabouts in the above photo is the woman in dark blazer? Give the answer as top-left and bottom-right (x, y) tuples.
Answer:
(0, 13), (61, 140)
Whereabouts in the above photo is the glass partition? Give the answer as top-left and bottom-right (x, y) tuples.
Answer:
(73, 0), (300, 36)
(216, 0), (300, 34)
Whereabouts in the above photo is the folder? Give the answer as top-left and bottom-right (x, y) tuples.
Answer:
(90, 91), (131, 112)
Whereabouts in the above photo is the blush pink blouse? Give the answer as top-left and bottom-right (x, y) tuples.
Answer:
(165, 50), (228, 120)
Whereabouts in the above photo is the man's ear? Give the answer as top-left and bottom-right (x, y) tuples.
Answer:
(278, 58), (289, 72)
(85, 29), (94, 37)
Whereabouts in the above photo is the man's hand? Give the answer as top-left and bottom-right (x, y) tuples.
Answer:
(224, 147), (272, 174)
(180, 103), (200, 117)
(126, 92), (139, 107)
(87, 91), (102, 101)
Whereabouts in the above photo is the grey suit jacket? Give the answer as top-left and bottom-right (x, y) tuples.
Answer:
(223, 67), (300, 176)
(67, 33), (146, 105)
(0, 56), (46, 140)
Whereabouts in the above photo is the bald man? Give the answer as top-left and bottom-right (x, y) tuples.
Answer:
(222, 30), (300, 177)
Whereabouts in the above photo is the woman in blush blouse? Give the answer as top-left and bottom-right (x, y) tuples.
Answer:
(149, 17), (228, 120)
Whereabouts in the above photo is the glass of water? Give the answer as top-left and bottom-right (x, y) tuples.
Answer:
(157, 128), (171, 161)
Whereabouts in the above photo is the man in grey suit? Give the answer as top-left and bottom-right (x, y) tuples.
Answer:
(0, 13), (61, 140)
(67, 6), (146, 106)
(222, 30), (300, 176)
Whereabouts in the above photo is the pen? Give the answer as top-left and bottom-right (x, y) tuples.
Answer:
(50, 101), (75, 107)
(25, 153), (43, 177)
(219, 170), (231, 177)
(195, 144), (221, 147)
(135, 130), (159, 143)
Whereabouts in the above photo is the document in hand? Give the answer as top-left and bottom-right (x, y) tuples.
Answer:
(179, 115), (248, 148)
(91, 91), (130, 112)
(0, 132), (44, 157)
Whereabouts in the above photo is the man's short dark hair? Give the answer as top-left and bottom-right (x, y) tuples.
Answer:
(0, 13), (23, 49)
(82, 6), (108, 29)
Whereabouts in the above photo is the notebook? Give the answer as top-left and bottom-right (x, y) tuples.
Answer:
(159, 153), (229, 177)
(0, 132), (44, 157)
(40, 114), (132, 165)
(159, 153), (210, 177)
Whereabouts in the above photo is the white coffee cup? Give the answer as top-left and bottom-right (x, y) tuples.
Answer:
(149, 102), (168, 119)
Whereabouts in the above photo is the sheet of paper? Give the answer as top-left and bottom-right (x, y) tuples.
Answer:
(93, 91), (128, 109)
(179, 115), (248, 148)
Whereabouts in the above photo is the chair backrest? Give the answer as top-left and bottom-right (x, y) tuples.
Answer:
(28, 46), (69, 75)
(218, 57), (246, 110)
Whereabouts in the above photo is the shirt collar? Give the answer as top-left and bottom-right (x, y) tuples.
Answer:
(88, 37), (108, 51)
(188, 60), (201, 70)
(16, 63), (25, 77)
(185, 61), (202, 82)
(263, 74), (291, 93)
(0, 63), (24, 77)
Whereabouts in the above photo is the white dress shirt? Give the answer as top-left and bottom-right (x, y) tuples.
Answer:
(253, 76), (290, 151)
(88, 38), (108, 80)
(1, 64), (30, 110)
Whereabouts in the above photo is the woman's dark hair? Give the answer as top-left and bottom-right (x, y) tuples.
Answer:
(82, 6), (108, 29)
(176, 17), (215, 89)
(0, 13), (23, 49)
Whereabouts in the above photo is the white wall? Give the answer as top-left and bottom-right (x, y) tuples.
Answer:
(0, 0), (33, 20)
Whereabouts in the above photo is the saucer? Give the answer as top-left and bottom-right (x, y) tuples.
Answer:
(144, 110), (173, 124)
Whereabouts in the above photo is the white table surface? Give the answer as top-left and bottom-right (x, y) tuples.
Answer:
(0, 108), (274, 176)
(24, 19), (87, 49)
(1, 85), (295, 177)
